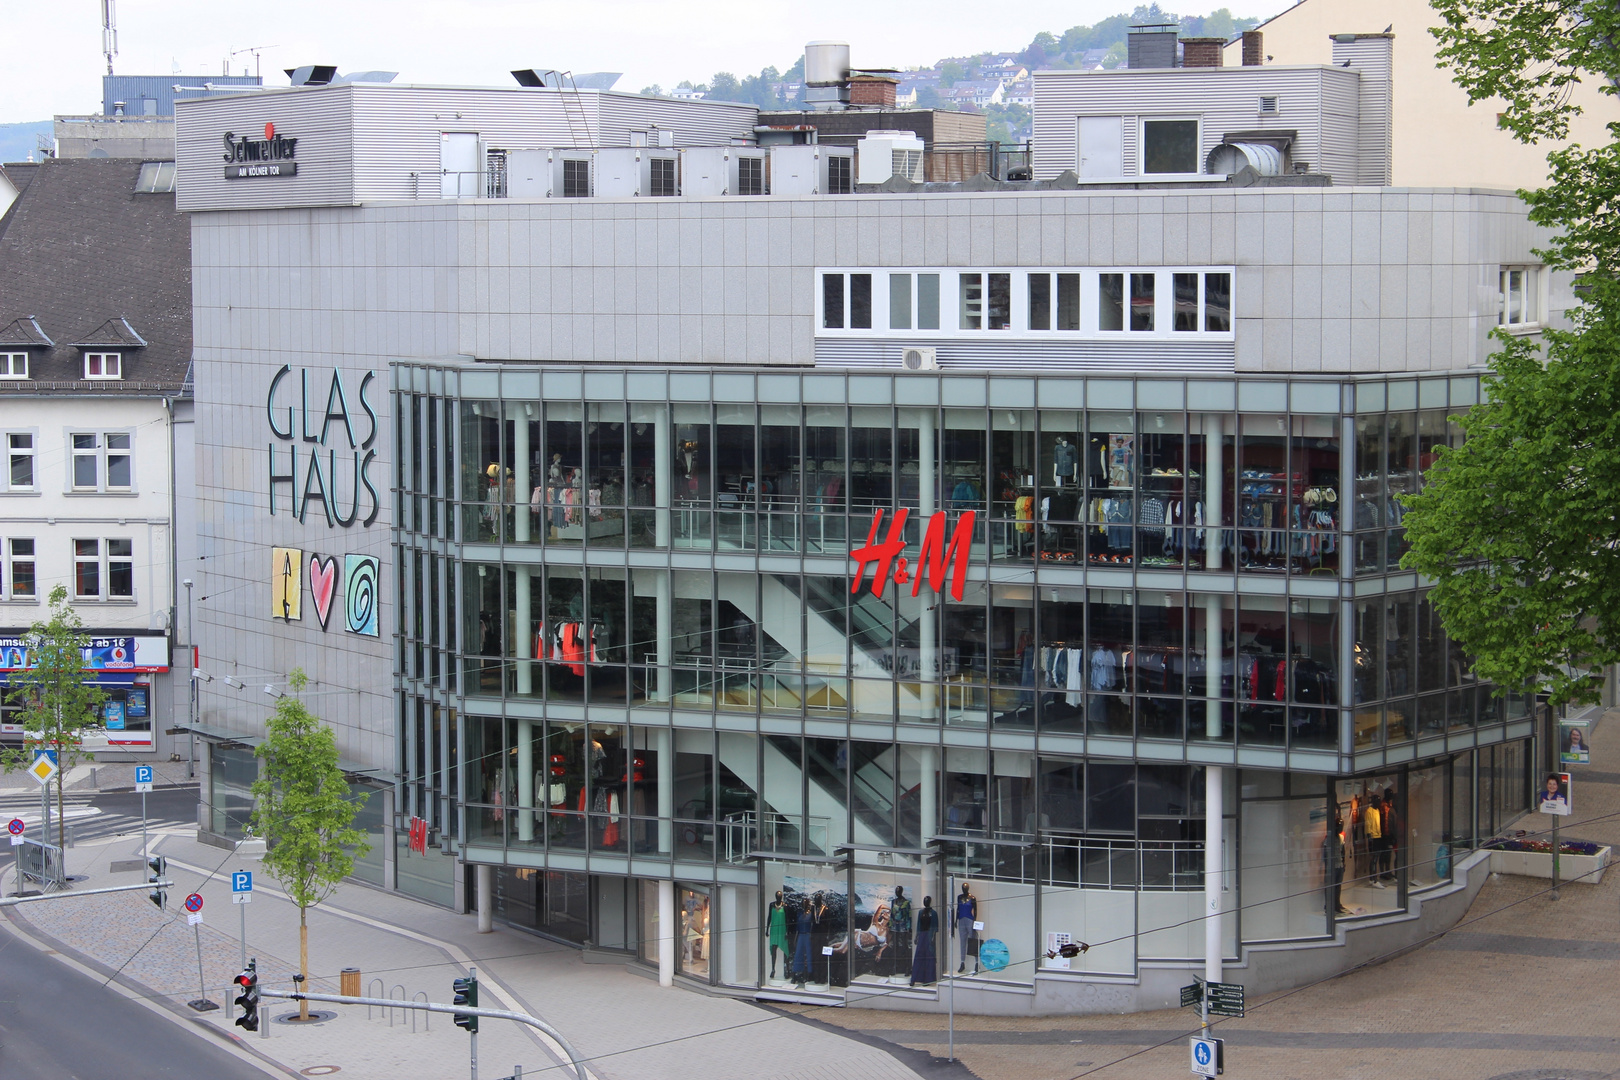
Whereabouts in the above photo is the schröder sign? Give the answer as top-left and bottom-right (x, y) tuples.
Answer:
(850, 509), (976, 602)
(223, 122), (299, 180)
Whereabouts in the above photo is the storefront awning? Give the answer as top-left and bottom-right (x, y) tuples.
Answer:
(174, 722), (392, 783)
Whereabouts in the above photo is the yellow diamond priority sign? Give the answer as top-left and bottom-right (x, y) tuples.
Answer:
(28, 753), (58, 786)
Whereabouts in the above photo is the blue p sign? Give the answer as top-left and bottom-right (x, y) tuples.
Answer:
(232, 871), (253, 893)
(134, 765), (153, 792)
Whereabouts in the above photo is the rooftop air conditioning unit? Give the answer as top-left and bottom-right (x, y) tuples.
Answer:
(901, 346), (938, 372)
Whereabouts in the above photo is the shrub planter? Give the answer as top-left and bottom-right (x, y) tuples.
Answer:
(1487, 844), (1610, 885)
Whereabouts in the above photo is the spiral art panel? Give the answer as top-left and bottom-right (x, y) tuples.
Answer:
(343, 554), (380, 637)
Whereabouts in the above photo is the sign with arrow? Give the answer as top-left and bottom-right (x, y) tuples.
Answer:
(1205, 980), (1245, 1018)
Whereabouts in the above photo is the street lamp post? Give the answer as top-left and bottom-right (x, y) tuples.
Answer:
(184, 579), (195, 780)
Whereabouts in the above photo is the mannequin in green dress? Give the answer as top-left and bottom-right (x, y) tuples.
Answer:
(767, 890), (789, 979)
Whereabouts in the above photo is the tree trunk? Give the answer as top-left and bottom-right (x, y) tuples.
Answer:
(55, 768), (64, 866)
(299, 906), (310, 1020)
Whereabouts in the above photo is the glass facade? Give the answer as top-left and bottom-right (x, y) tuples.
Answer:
(393, 366), (1535, 993)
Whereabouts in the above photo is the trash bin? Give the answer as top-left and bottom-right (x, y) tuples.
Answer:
(340, 968), (361, 996)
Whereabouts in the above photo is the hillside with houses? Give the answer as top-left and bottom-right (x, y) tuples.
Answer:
(639, 4), (1260, 143)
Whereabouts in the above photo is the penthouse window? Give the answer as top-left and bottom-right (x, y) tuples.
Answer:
(1141, 118), (1200, 175)
(818, 267), (1235, 339)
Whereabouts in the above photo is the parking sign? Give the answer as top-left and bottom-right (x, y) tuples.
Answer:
(233, 869), (253, 904)
(134, 765), (153, 793)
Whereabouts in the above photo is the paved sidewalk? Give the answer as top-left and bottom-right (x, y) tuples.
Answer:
(788, 713), (1620, 1080)
(2, 827), (932, 1080)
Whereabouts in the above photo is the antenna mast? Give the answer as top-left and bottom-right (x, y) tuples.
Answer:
(101, 0), (118, 76)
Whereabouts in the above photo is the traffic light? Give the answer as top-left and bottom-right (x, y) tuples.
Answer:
(451, 972), (478, 1034)
(147, 855), (167, 909)
(233, 959), (260, 1032)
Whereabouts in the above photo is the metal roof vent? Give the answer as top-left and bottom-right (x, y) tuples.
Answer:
(285, 65), (338, 87)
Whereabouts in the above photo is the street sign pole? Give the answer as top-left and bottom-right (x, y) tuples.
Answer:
(231, 871), (254, 971)
(8, 819), (23, 898)
(135, 766), (153, 867)
(184, 892), (217, 1011)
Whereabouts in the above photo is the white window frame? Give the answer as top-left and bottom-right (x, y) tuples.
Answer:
(84, 352), (122, 380)
(5, 430), (36, 492)
(1498, 265), (1543, 331)
(1, 352), (27, 379)
(73, 537), (134, 601)
(814, 266), (1236, 341)
(4, 537), (36, 600)
(68, 430), (135, 493)
(1138, 115), (1203, 177)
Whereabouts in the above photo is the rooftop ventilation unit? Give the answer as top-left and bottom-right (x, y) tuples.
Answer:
(512, 68), (564, 88)
(856, 130), (924, 185)
(285, 65), (338, 87)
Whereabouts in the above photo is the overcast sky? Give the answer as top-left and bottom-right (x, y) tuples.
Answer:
(3, 0), (1294, 124)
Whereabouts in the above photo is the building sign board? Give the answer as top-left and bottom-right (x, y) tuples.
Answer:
(223, 123), (299, 179)
(850, 509), (977, 601)
(265, 365), (381, 527)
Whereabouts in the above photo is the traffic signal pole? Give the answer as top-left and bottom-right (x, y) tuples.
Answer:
(260, 988), (589, 1080)
(0, 879), (174, 907)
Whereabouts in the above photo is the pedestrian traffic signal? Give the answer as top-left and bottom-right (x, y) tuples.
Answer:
(147, 855), (167, 908)
(233, 959), (260, 1032)
(452, 972), (478, 1033)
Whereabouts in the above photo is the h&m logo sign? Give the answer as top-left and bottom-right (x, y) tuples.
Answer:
(267, 366), (380, 527)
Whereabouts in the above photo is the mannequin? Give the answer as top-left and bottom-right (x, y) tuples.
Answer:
(953, 885), (979, 975)
(1053, 436), (1077, 487)
(910, 896), (938, 986)
(1324, 814), (1349, 915)
(767, 890), (789, 980)
(810, 892), (832, 987)
(887, 886), (914, 981)
(791, 902), (813, 988)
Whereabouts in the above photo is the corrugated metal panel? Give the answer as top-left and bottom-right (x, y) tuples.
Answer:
(1316, 73), (1360, 183)
(815, 338), (1234, 374)
(177, 84), (758, 210)
(175, 85), (358, 211)
(1031, 66), (1361, 183)
(1331, 38), (1392, 186)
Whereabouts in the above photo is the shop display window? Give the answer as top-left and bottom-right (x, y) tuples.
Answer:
(1239, 776), (1329, 941)
(1406, 765), (1449, 889)
(1335, 775), (1401, 917)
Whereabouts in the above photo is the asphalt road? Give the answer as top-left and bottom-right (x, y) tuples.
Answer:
(0, 922), (272, 1080)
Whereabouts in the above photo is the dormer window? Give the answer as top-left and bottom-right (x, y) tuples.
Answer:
(1, 353), (26, 379)
(85, 352), (122, 379)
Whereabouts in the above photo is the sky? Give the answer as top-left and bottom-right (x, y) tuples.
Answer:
(2, 0), (1297, 124)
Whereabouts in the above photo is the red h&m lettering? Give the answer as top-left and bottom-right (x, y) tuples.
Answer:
(912, 509), (975, 601)
(850, 508), (911, 597)
(850, 508), (975, 601)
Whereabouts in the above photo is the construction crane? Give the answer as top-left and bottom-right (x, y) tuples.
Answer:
(101, 0), (117, 75)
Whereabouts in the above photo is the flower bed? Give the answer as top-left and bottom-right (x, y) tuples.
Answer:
(1484, 837), (1602, 857)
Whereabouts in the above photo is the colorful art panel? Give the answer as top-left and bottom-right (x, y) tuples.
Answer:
(271, 547), (303, 621)
(344, 554), (380, 637)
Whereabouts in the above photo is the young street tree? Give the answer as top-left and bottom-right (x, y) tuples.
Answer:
(1401, 0), (1620, 706)
(2, 585), (106, 858)
(250, 670), (369, 1019)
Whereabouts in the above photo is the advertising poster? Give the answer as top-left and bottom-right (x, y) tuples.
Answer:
(272, 547), (303, 620)
(1539, 772), (1572, 816)
(1560, 720), (1591, 765)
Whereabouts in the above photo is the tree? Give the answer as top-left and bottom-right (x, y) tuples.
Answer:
(985, 103), (1032, 145)
(250, 670), (369, 1019)
(1401, 0), (1620, 707)
(2, 585), (105, 861)
(939, 61), (966, 88)
(639, 84), (665, 97)
(706, 72), (741, 102)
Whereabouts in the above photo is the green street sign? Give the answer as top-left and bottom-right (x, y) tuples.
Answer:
(1180, 982), (1202, 1009)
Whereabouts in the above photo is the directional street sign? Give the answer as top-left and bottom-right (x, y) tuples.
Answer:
(184, 892), (205, 913)
(232, 871), (253, 903)
(134, 765), (154, 792)
(1180, 982), (1203, 1009)
(1205, 980), (1245, 1018)
(1190, 1036), (1223, 1077)
(28, 753), (58, 786)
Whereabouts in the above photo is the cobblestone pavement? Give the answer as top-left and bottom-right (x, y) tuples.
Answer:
(787, 712), (1620, 1080)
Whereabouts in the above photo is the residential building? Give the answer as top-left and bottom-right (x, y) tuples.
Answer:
(1225, 0), (1619, 189)
(0, 158), (190, 756)
(172, 36), (1558, 1016)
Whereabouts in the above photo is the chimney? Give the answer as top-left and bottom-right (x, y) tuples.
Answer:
(1242, 31), (1264, 66)
(849, 74), (898, 108)
(1181, 38), (1225, 68)
(1127, 25), (1179, 69)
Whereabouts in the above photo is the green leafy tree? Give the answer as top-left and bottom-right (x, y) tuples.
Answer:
(1402, 0), (1620, 707)
(939, 61), (966, 88)
(985, 103), (1032, 145)
(639, 84), (665, 97)
(251, 670), (369, 1019)
(2, 585), (105, 859)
